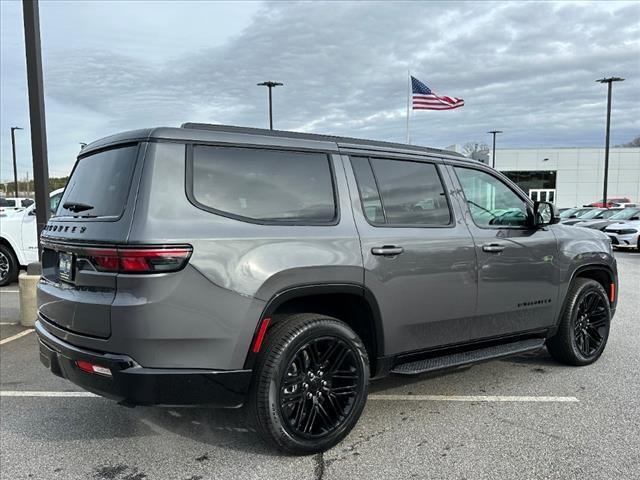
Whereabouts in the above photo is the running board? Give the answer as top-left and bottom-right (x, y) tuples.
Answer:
(390, 338), (545, 376)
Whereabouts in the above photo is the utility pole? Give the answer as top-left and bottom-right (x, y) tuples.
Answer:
(23, 0), (50, 256)
(10, 126), (23, 197)
(487, 130), (503, 169)
(596, 77), (624, 207)
(257, 81), (283, 130)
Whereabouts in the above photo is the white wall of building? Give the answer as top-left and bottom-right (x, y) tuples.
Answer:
(493, 147), (640, 208)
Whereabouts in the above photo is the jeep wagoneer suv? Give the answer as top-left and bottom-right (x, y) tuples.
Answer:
(36, 124), (618, 454)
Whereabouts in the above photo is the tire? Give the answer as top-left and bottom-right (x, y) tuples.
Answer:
(248, 313), (369, 455)
(0, 244), (19, 287)
(547, 278), (611, 366)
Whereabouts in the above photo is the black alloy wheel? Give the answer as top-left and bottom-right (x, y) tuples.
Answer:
(279, 336), (362, 438)
(249, 313), (369, 455)
(547, 278), (612, 366)
(573, 291), (608, 357)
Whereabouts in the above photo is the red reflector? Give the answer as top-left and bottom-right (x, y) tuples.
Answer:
(75, 360), (112, 376)
(252, 317), (271, 353)
(610, 283), (616, 303)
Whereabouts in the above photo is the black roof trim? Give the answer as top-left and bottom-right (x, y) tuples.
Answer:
(181, 123), (467, 160)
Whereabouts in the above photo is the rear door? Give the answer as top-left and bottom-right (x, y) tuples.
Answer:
(345, 155), (477, 355)
(39, 143), (143, 338)
(449, 165), (559, 338)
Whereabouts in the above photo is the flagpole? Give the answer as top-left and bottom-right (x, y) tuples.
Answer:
(406, 70), (411, 144)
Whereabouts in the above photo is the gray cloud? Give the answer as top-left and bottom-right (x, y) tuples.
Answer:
(2, 0), (639, 179)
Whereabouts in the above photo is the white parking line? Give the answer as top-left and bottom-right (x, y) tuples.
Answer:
(0, 391), (578, 403)
(368, 394), (579, 402)
(0, 391), (97, 397)
(0, 290), (20, 293)
(0, 329), (34, 345)
(0, 322), (19, 326)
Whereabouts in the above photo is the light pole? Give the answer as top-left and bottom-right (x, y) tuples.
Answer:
(23, 0), (51, 256)
(10, 127), (23, 197)
(596, 77), (624, 207)
(257, 81), (283, 130)
(487, 130), (502, 169)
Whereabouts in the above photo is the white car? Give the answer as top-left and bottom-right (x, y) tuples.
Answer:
(0, 197), (34, 215)
(0, 189), (63, 286)
(604, 220), (640, 251)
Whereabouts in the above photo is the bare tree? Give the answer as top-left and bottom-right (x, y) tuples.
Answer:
(462, 142), (490, 157)
(616, 135), (640, 147)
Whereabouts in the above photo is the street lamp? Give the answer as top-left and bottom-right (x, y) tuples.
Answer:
(257, 81), (283, 130)
(487, 130), (503, 168)
(596, 77), (624, 207)
(10, 127), (23, 197)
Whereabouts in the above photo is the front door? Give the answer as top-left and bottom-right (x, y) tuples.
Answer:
(345, 155), (477, 355)
(450, 165), (559, 339)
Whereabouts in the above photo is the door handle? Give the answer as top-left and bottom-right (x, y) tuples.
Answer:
(482, 243), (505, 253)
(371, 246), (404, 256)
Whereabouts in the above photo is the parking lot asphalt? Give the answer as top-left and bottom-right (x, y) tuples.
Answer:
(1, 251), (639, 480)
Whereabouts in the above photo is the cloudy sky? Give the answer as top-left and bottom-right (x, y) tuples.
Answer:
(1, 0), (639, 181)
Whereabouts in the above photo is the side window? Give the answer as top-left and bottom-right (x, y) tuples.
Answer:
(50, 193), (62, 215)
(455, 167), (529, 227)
(22, 199), (34, 207)
(350, 157), (385, 223)
(191, 146), (336, 223)
(350, 156), (451, 226)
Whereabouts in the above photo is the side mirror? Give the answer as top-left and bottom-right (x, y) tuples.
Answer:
(29, 209), (36, 216)
(533, 201), (559, 227)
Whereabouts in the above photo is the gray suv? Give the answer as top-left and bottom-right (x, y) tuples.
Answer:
(36, 124), (618, 454)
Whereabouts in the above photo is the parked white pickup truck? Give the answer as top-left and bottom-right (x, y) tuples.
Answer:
(0, 189), (64, 286)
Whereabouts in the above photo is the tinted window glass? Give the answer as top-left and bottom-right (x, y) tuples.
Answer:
(350, 157), (385, 223)
(1, 199), (16, 207)
(369, 158), (451, 225)
(58, 145), (138, 218)
(22, 199), (34, 207)
(455, 167), (528, 227)
(50, 193), (62, 215)
(192, 146), (335, 223)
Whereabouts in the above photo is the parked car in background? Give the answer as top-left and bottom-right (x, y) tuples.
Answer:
(561, 208), (623, 226)
(604, 220), (640, 250)
(611, 202), (638, 209)
(0, 197), (34, 215)
(0, 189), (64, 286)
(34, 125), (619, 454)
(578, 207), (640, 231)
(559, 207), (594, 222)
(587, 197), (631, 208)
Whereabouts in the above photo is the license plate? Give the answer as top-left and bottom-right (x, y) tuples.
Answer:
(58, 252), (74, 282)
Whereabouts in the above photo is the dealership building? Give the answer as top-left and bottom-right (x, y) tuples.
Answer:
(459, 147), (640, 208)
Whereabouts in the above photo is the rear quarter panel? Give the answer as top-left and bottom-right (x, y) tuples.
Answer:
(125, 142), (362, 369)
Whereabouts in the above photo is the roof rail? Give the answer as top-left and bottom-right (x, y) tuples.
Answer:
(181, 123), (466, 158)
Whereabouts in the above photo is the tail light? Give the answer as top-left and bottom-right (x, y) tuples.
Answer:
(82, 245), (192, 274)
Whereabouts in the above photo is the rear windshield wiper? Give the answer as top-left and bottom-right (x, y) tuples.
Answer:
(62, 201), (94, 213)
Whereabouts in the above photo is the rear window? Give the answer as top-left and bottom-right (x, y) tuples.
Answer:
(190, 145), (336, 224)
(57, 145), (138, 218)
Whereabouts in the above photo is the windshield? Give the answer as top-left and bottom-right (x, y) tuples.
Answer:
(57, 144), (139, 218)
(559, 208), (578, 218)
(579, 209), (605, 219)
(609, 208), (640, 220)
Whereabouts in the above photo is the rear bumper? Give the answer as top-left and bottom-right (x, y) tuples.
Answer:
(35, 320), (252, 407)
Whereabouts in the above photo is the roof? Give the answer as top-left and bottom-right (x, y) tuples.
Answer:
(80, 123), (468, 162)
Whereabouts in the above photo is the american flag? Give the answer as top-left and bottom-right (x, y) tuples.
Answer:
(412, 76), (464, 110)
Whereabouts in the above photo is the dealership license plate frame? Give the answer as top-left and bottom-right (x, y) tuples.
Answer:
(58, 252), (74, 282)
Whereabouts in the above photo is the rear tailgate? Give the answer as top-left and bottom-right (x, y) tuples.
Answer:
(38, 143), (144, 338)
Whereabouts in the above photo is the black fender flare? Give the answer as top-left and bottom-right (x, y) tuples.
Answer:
(242, 283), (385, 371)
